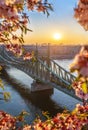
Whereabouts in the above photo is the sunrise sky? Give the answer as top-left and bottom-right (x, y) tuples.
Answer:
(24, 0), (88, 45)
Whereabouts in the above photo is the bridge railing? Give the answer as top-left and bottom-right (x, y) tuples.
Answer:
(0, 52), (51, 83)
(0, 51), (82, 100)
(3, 49), (24, 63)
(40, 58), (76, 86)
(0, 49), (76, 87)
(50, 59), (75, 83)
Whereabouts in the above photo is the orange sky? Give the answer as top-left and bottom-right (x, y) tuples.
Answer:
(24, 0), (88, 45)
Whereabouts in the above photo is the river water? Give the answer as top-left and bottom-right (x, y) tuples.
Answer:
(0, 59), (82, 124)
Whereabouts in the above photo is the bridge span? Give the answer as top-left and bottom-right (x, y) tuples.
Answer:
(0, 47), (81, 101)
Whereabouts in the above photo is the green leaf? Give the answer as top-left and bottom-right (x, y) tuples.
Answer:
(27, 28), (32, 32)
(49, 4), (53, 11)
(81, 82), (88, 94)
(3, 92), (11, 101)
(24, 27), (27, 34)
(42, 111), (50, 120)
(0, 79), (4, 90)
(23, 26), (32, 34)
(20, 26), (24, 32)
(17, 110), (29, 121)
(0, 66), (2, 71)
(3, 31), (9, 38)
(46, 10), (50, 17)
(19, 37), (24, 44)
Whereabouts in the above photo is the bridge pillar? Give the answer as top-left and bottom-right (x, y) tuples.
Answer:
(31, 80), (53, 95)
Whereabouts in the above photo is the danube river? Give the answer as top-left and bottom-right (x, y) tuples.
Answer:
(0, 59), (82, 124)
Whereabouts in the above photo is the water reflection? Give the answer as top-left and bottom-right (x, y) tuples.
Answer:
(0, 59), (82, 124)
(0, 69), (63, 124)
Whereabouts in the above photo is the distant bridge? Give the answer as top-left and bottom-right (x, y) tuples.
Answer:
(0, 46), (80, 101)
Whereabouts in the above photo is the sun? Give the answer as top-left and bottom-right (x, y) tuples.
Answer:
(53, 33), (62, 40)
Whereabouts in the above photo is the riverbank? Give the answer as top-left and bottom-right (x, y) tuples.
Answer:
(1, 44), (82, 60)
(23, 44), (82, 59)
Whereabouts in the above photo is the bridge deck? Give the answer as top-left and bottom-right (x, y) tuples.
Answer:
(0, 48), (81, 101)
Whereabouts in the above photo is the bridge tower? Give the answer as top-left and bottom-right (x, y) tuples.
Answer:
(47, 43), (50, 67)
(31, 43), (53, 94)
(35, 43), (38, 59)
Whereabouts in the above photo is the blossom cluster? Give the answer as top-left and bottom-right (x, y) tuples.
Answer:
(0, 111), (16, 129)
(70, 46), (88, 77)
(72, 80), (88, 101)
(0, 104), (88, 130)
(6, 43), (23, 56)
(0, 0), (53, 60)
(24, 104), (88, 130)
(74, 0), (88, 31)
(23, 104), (88, 130)
(0, 0), (52, 45)
(70, 46), (88, 102)
(6, 43), (33, 60)
(51, 104), (88, 130)
(23, 52), (33, 60)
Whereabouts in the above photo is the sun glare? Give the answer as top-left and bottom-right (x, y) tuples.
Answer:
(53, 33), (62, 40)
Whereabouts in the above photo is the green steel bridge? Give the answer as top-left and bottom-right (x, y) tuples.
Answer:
(0, 46), (80, 101)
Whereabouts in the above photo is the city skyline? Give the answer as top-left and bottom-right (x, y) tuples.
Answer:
(24, 0), (88, 45)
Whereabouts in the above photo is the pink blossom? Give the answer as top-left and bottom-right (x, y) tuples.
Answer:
(74, 0), (88, 31)
(23, 52), (32, 60)
(80, 66), (88, 77)
(70, 46), (88, 77)
(72, 79), (88, 101)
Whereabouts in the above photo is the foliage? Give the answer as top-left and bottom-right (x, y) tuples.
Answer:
(70, 46), (88, 78)
(0, 0), (88, 130)
(0, 75), (11, 101)
(0, 104), (88, 129)
(32, 104), (88, 130)
(74, 0), (88, 31)
(70, 46), (88, 105)
(0, 0), (53, 59)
